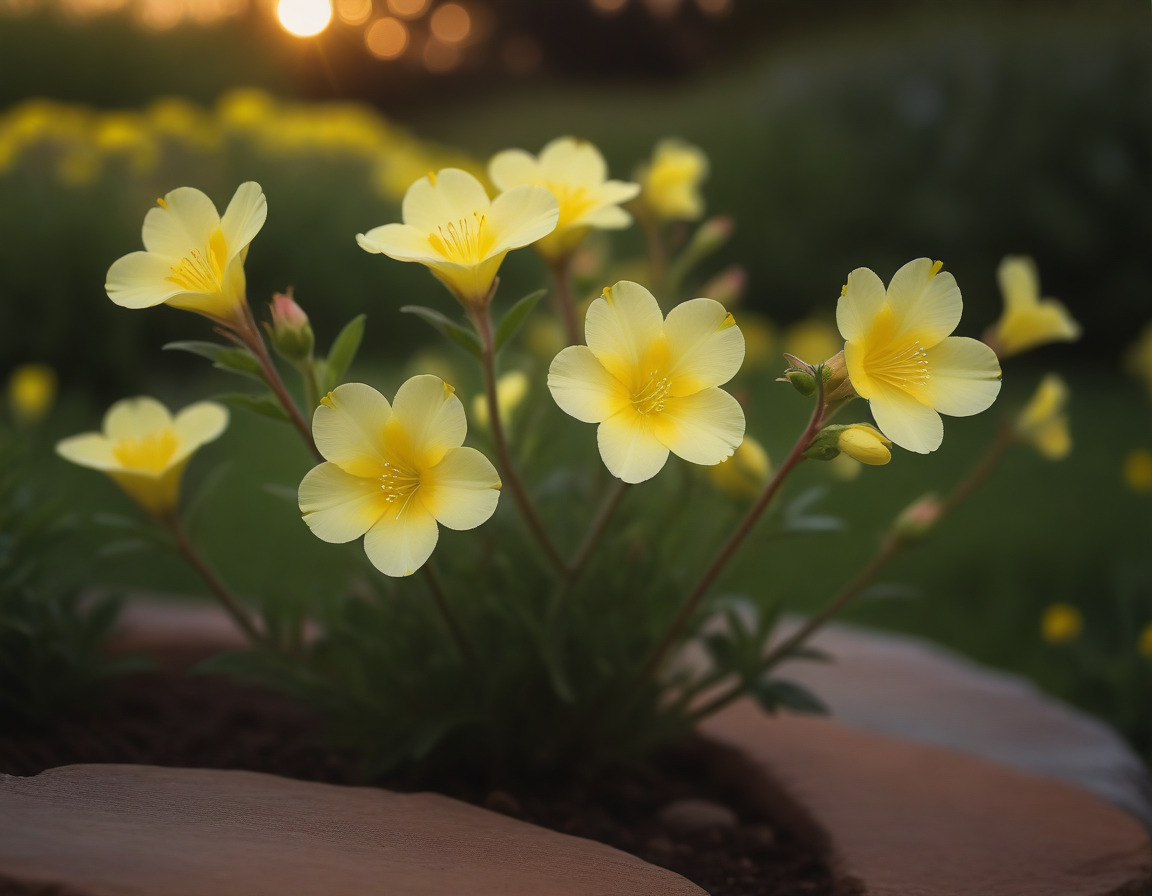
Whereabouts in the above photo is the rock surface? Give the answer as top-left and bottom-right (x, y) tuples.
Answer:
(0, 764), (706, 896)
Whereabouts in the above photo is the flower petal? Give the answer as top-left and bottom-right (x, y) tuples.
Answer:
(885, 258), (962, 346)
(663, 298), (745, 393)
(584, 281), (665, 385)
(836, 267), (887, 344)
(488, 148), (539, 190)
(103, 397), (173, 440)
(486, 184), (560, 254)
(312, 382), (391, 477)
(219, 181), (267, 262)
(997, 256), (1039, 312)
(56, 433), (118, 471)
(362, 500), (439, 577)
(402, 168), (490, 234)
(356, 223), (443, 263)
(597, 407), (670, 484)
(419, 446), (501, 531)
(994, 302), (1081, 357)
(579, 204), (633, 230)
(923, 336), (1002, 417)
(548, 345), (629, 423)
(171, 401), (229, 464)
(299, 462), (387, 544)
(106, 251), (186, 309)
(389, 375), (467, 466)
(868, 387), (944, 455)
(141, 187), (220, 257)
(652, 388), (746, 466)
(539, 137), (607, 186)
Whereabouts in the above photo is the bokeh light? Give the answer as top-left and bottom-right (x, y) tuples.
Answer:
(590, 0), (627, 14)
(386, 0), (426, 18)
(276, 0), (332, 36)
(364, 15), (408, 58)
(334, 0), (371, 26)
(429, 2), (469, 44)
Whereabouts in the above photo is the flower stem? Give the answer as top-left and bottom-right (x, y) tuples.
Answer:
(638, 383), (828, 683)
(550, 256), (582, 347)
(422, 563), (477, 668)
(639, 208), (667, 292)
(566, 479), (629, 580)
(470, 307), (567, 575)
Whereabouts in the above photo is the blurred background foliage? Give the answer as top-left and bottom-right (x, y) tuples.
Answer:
(2, 0), (1152, 758)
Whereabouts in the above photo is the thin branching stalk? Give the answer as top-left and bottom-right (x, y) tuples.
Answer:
(550, 256), (582, 346)
(422, 563), (478, 668)
(566, 479), (629, 580)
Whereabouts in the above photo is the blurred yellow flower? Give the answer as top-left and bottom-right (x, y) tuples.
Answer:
(708, 434), (770, 499)
(1015, 374), (1071, 460)
(548, 280), (746, 484)
(8, 363), (57, 425)
(356, 168), (558, 310)
(105, 182), (267, 330)
(986, 256), (1080, 358)
(837, 423), (893, 466)
(56, 397), (228, 517)
(782, 317), (840, 367)
(1122, 449), (1152, 493)
(838, 259), (1002, 454)
(489, 136), (640, 261)
(471, 370), (529, 429)
(737, 312), (777, 369)
(299, 378), (502, 577)
(1124, 322), (1152, 397)
(638, 139), (708, 222)
(1139, 623), (1152, 658)
(1041, 603), (1083, 645)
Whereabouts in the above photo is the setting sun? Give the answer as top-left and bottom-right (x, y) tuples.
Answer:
(277, 0), (332, 37)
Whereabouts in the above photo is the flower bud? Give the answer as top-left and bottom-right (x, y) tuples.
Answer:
(836, 423), (892, 466)
(890, 493), (942, 543)
(1041, 603), (1083, 646)
(700, 265), (747, 308)
(783, 368), (817, 396)
(8, 363), (57, 425)
(268, 290), (314, 362)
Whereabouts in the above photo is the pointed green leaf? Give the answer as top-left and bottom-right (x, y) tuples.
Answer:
(217, 392), (290, 423)
(322, 315), (366, 390)
(494, 289), (546, 354)
(164, 341), (265, 384)
(754, 677), (829, 715)
(400, 305), (482, 358)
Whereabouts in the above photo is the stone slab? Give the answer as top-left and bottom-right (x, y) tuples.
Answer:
(0, 764), (705, 896)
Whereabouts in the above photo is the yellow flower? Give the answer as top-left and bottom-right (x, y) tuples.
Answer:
(1015, 374), (1071, 461)
(837, 423), (893, 466)
(8, 363), (57, 425)
(708, 435), (770, 499)
(56, 397), (228, 516)
(1122, 449), (1152, 493)
(548, 280), (746, 484)
(1041, 603), (1083, 645)
(838, 258), (1002, 454)
(638, 139), (708, 221)
(356, 168), (558, 310)
(298, 377), (502, 577)
(1124, 323), (1152, 397)
(488, 136), (640, 261)
(1139, 623), (1152, 658)
(105, 182), (267, 330)
(471, 370), (529, 429)
(986, 256), (1080, 358)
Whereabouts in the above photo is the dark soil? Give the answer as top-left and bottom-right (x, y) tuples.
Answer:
(0, 672), (850, 896)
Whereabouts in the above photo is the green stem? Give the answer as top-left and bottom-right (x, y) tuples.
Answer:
(640, 208), (667, 292)
(422, 563), (477, 668)
(550, 256), (582, 347)
(566, 479), (629, 580)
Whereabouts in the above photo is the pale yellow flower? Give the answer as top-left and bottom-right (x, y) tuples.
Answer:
(986, 257), (1080, 358)
(488, 136), (640, 261)
(1139, 623), (1152, 658)
(1041, 603), (1083, 645)
(8, 363), (57, 425)
(56, 397), (228, 516)
(299, 377), (501, 577)
(105, 182), (267, 329)
(838, 259), (1002, 454)
(837, 423), (893, 466)
(708, 435), (770, 499)
(471, 370), (529, 429)
(1122, 449), (1152, 493)
(638, 139), (708, 222)
(548, 281), (746, 484)
(356, 168), (558, 310)
(1015, 374), (1071, 461)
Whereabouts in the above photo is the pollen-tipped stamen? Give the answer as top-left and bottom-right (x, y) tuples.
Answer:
(869, 339), (932, 390)
(632, 371), (673, 415)
(379, 459), (422, 518)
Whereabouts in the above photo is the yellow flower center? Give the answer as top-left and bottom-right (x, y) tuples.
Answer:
(428, 213), (491, 265)
(632, 370), (672, 415)
(379, 459), (422, 517)
(866, 338), (931, 391)
(549, 183), (596, 229)
(112, 428), (179, 472)
(166, 228), (228, 293)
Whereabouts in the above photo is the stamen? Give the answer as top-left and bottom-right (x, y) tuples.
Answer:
(429, 213), (488, 264)
(869, 338), (931, 389)
(166, 247), (220, 293)
(379, 460), (421, 518)
(632, 371), (673, 415)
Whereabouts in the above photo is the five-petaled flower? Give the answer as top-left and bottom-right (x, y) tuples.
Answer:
(548, 280), (746, 484)
(56, 397), (228, 516)
(105, 182), (267, 330)
(298, 377), (502, 577)
(356, 168), (558, 310)
(1015, 373), (1071, 461)
(986, 256), (1080, 358)
(637, 139), (709, 222)
(489, 137), (640, 262)
(837, 258), (1002, 454)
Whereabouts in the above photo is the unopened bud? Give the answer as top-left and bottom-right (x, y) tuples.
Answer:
(268, 289), (314, 362)
(890, 493), (942, 543)
(783, 368), (817, 396)
(8, 363), (57, 425)
(820, 350), (858, 408)
(836, 423), (892, 466)
(700, 265), (747, 308)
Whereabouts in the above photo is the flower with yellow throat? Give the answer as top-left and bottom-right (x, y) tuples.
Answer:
(105, 182), (267, 330)
(986, 256), (1080, 358)
(548, 280), (746, 484)
(488, 137), (640, 262)
(356, 168), (558, 310)
(638, 139), (709, 222)
(1015, 374), (1071, 461)
(56, 397), (228, 517)
(298, 377), (502, 577)
(837, 259), (1002, 454)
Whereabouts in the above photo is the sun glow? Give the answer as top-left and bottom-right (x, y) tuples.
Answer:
(277, 0), (331, 36)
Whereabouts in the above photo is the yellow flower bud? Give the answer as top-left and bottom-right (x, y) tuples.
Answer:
(1041, 603), (1083, 645)
(8, 363), (57, 425)
(708, 435), (770, 500)
(837, 424), (893, 466)
(471, 370), (530, 429)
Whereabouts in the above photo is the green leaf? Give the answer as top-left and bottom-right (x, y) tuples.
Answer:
(164, 341), (265, 384)
(702, 631), (735, 667)
(217, 392), (290, 423)
(753, 677), (829, 716)
(494, 289), (546, 354)
(400, 305), (482, 358)
(323, 315), (366, 390)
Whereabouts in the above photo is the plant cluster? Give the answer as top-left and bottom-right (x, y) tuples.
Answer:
(56, 135), (1083, 776)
